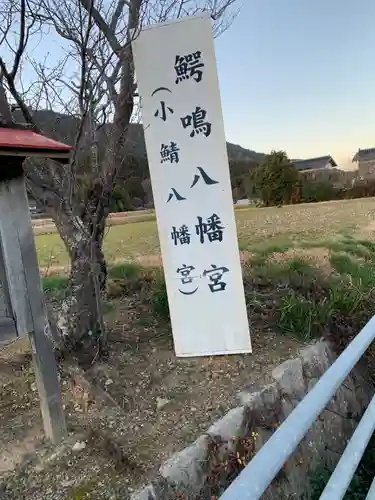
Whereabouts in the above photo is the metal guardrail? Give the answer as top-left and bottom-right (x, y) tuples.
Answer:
(219, 315), (375, 500)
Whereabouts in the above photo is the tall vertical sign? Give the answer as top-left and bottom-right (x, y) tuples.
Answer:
(132, 13), (251, 357)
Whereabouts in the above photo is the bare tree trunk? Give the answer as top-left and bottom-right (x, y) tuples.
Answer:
(54, 207), (107, 367)
(0, 0), (239, 367)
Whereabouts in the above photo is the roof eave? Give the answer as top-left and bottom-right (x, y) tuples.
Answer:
(300, 166), (337, 173)
(328, 157), (337, 167)
(352, 155), (375, 162)
(0, 148), (71, 163)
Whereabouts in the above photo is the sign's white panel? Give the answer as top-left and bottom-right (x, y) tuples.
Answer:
(132, 14), (251, 356)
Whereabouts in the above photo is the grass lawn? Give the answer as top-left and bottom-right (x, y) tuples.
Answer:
(40, 196), (375, 348)
(36, 197), (375, 269)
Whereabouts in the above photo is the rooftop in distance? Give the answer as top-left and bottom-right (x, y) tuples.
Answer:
(293, 155), (337, 172)
(352, 148), (375, 162)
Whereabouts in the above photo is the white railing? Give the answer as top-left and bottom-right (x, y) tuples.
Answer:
(219, 315), (375, 500)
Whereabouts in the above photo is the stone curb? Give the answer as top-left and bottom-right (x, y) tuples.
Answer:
(130, 339), (370, 500)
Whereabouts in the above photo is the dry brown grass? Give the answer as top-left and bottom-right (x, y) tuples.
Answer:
(35, 197), (375, 272)
(5, 199), (375, 498)
(268, 247), (333, 276)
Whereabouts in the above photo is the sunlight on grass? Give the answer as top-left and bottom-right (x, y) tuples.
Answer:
(34, 198), (375, 269)
(34, 199), (375, 348)
(275, 235), (375, 341)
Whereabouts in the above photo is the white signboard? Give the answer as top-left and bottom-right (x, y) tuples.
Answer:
(132, 13), (251, 357)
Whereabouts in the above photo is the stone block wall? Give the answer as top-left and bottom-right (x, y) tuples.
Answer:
(131, 340), (372, 500)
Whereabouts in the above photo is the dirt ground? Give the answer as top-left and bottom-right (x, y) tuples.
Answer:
(0, 292), (302, 499)
(6, 200), (370, 497)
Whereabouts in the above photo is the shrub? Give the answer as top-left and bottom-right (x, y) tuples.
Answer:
(108, 263), (142, 281)
(300, 180), (336, 203)
(250, 150), (299, 206)
(150, 271), (169, 320)
(108, 184), (132, 213)
(279, 293), (329, 340)
(336, 179), (375, 200)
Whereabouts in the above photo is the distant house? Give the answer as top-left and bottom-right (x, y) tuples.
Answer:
(292, 155), (340, 184)
(292, 155), (337, 173)
(352, 148), (375, 179)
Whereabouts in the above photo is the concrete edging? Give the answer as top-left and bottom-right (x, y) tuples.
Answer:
(131, 339), (371, 500)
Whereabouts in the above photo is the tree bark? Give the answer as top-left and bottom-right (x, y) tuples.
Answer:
(55, 209), (107, 367)
(0, 0), (238, 368)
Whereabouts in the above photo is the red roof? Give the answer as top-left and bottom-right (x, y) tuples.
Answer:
(0, 127), (72, 152)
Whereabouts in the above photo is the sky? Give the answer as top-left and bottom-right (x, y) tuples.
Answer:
(215, 0), (375, 169)
(4, 0), (375, 170)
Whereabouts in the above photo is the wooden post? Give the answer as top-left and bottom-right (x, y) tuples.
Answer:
(0, 246), (18, 343)
(0, 174), (66, 444)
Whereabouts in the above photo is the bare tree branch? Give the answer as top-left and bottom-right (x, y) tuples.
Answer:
(0, 60), (39, 129)
(0, 78), (14, 121)
(110, 0), (129, 32)
(10, 0), (26, 78)
(79, 0), (123, 55)
(0, 0), (240, 361)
